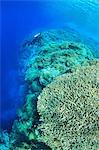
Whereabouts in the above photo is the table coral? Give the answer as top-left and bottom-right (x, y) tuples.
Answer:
(37, 63), (99, 150)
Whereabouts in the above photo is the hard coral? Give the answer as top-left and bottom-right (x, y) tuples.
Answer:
(37, 63), (99, 150)
(10, 93), (39, 148)
(25, 41), (94, 88)
(0, 131), (10, 150)
(11, 29), (96, 149)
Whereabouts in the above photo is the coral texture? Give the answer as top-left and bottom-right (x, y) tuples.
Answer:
(10, 29), (97, 149)
(37, 63), (99, 150)
(0, 131), (10, 150)
(14, 39), (95, 147)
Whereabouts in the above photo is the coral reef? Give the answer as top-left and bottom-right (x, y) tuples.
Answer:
(20, 28), (98, 71)
(7, 29), (98, 149)
(9, 93), (40, 149)
(25, 40), (94, 89)
(13, 36), (94, 146)
(37, 63), (99, 150)
(0, 131), (10, 150)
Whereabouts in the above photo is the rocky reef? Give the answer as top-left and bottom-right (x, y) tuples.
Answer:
(1, 28), (99, 150)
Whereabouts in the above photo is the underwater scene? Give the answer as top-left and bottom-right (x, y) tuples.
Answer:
(0, 0), (99, 150)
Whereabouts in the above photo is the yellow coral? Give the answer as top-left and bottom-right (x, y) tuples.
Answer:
(37, 62), (99, 150)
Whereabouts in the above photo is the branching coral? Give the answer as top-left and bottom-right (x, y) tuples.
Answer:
(37, 63), (99, 150)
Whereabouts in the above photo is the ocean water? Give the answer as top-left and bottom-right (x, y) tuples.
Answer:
(1, 0), (99, 132)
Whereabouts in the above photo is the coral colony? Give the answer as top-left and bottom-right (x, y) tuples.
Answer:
(0, 29), (99, 150)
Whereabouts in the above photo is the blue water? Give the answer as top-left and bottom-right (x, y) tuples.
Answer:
(1, 0), (99, 130)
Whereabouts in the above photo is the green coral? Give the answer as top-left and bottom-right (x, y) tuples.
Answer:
(0, 131), (10, 150)
(10, 93), (39, 149)
(37, 63), (99, 150)
(25, 41), (94, 88)
(40, 67), (60, 86)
